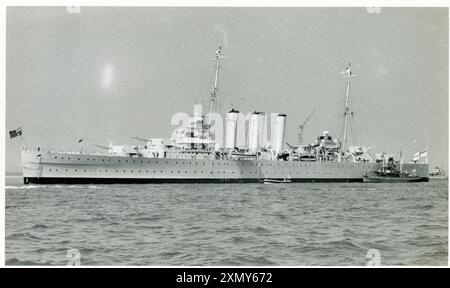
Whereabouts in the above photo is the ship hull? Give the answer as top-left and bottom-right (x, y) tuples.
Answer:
(363, 176), (428, 183)
(21, 148), (430, 184)
(263, 179), (292, 184)
(23, 177), (364, 184)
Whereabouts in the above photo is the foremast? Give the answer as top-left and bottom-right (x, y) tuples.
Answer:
(208, 46), (225, 125)
(341, 63), (357, 151)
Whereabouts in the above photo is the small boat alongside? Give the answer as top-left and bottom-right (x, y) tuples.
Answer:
(263, 178), (292, 184)
(363, 155), (427, 183)
(363, 172), (424, 183)
(429, 167), (448, 180)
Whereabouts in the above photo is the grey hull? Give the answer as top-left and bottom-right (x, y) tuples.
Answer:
(24, 177), (364, 184)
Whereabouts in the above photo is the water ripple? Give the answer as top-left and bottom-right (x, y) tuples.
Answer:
(5, 180), (448, 266)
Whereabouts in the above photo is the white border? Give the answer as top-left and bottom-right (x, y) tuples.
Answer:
(0, 0), (449, 268)
(1, 0), (450, 7)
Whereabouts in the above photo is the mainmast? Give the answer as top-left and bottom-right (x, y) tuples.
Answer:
(208, 46), (225, 125)
(341, 63), (357, 151)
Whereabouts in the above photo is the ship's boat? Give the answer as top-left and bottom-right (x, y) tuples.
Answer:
(363, 173), (424, 183)
(363, 157), (427, 183)
(263, 178), (292, 184)
(429, 167), (448, 180)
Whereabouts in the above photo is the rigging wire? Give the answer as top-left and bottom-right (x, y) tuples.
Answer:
(194, 66), (216, 106)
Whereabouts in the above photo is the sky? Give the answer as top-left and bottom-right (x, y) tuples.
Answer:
(5, 7), (448, 173)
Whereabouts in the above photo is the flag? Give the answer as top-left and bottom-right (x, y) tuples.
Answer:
(340, 63), (351, 76)
(215, 46), (222, 57)
(9, 127), (22, 139)
(420, 150), (427, 158)
(78, 138), (83, 143)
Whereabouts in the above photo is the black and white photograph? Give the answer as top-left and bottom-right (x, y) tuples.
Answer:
(1, 2), (449, 270)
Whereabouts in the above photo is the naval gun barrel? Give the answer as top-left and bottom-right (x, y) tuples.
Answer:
(91, 144), (112, 150)
(131, 136), (152, 142)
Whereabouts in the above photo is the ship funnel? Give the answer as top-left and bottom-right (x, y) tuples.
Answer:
(225, 109), (239, 149)
(257, 112), (266, 149)
(273, 113), (287, 154)
(248, 111), (262, 153)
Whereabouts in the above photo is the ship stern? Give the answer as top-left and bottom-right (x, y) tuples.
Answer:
(21, 146), (43, 184)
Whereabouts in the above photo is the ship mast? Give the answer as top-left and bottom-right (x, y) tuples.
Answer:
(208, 46), (225, 125)
(341, 63), (357, 151)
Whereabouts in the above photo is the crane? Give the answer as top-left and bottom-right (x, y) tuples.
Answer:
(298, 108), (316, 145)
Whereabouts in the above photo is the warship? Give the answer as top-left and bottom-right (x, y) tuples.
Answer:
(363, 156), (425, 183)
(19, 47), (429, 184)
(429, 167), (447, 180)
